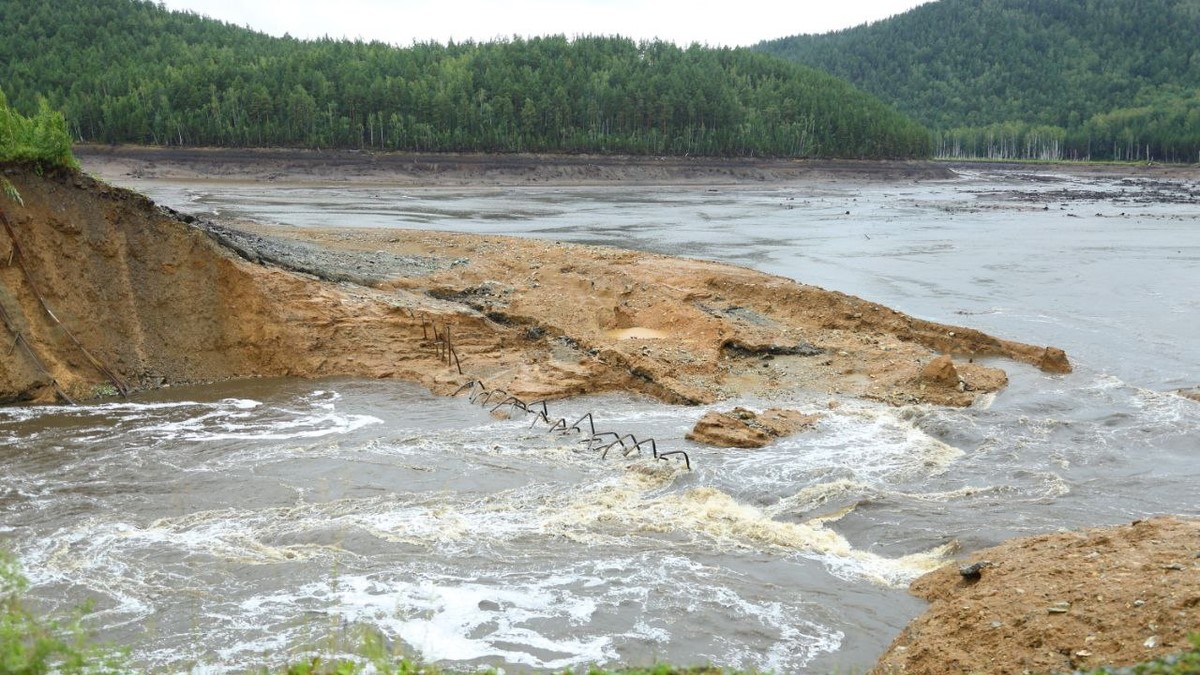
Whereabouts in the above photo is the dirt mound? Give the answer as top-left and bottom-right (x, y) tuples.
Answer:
(2, 163), (1067, 407)
(873, 516), (1200, 674)
(686, 407), (821, 448)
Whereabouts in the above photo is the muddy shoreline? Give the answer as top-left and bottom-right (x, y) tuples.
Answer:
(76, 144), (1200, 188)
(75, 144), (957, 185)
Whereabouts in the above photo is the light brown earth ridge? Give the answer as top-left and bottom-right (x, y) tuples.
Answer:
(12, 150), (1193, 674)
(873, 516), (1200, 675)
(0, 158), (1068, 406)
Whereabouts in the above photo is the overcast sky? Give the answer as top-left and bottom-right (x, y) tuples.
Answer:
(156, 0), (933, 47)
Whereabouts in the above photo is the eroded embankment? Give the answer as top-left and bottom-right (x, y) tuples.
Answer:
(0, 167), (509, 403)
(1, 165), (1068, 406)
(873, 516), (1200, 674)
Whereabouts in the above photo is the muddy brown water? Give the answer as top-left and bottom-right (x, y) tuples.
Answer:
(3, 167), (1198, 673)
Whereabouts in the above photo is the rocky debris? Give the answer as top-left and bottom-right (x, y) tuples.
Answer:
(427, 281), (514, 315)
(920, 354), (960, 387)
(1175, 387), (1200, 403)
(1039, 346), (1073, 374)
(957, 560), (993, 580)
(974, 175), (1200, 206)
(903, 355), (1009, 407)
(686, 406), (821, 448)
(688, 411), (772, 448)
(199, 221), (451, 285)
(720, 338), (825, 357)
(873, 516), (1200, 675)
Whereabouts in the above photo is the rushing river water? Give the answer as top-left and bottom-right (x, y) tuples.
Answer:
(3, 166), (1198, 673)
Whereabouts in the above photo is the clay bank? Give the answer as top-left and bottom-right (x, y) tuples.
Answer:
(0, 164), (1068, 408)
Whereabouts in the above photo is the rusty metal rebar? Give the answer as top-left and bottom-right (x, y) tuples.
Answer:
(445, 350), (689, 470)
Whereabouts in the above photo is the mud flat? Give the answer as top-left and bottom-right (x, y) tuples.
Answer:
(75, 144), (956, 186)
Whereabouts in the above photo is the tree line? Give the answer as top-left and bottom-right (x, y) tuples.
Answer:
(0, 0), (932, 159)
(757, 0), (1200, 163)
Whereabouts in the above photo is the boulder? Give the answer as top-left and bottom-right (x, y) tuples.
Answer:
(1038, 346), (1072, 374)
(920, 354), (960, 386)
(686, 407), (820, 448)
(687, 411), (772, 448)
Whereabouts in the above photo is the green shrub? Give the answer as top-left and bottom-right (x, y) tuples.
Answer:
(0, 87), (79, 171)
(0, 551), (124, 674)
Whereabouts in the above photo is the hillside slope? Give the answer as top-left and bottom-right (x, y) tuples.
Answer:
(758, 0), (1200, 161)
(0, 0), (930, 158)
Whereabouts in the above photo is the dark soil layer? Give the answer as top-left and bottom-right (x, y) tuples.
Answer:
(75, 145), (956, 185)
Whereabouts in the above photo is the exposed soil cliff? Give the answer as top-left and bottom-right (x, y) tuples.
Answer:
(1, 163), (1068, 406)
(0, 166), (503, 403)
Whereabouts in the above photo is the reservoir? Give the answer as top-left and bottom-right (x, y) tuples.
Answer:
(3, 166), (1197, 673)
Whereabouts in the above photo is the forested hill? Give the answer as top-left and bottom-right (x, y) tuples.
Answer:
(757, 0), (1200, 162)
(0, 0), (931, 159)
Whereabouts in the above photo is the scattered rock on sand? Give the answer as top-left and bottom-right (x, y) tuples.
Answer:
(920, 354), (960, 387)
(686, 406), (821, 448)
(907, 355), (1009, 406)
(873, 516), (1200, 675)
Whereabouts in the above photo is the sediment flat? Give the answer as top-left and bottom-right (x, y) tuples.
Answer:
(75, 144), (957, 186)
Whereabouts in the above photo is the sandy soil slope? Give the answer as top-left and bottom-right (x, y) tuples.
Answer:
(2, 161), (1065, 406)
(874, 516), (1200, 674)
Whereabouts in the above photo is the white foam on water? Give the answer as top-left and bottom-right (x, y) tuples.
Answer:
(972, 391), (998, 410)
(766, 478), (998, 514)
(2, 390), (380, 448)
(542, 472), (951, 587)
(1128, 383), (1200, 428)
(203, 552), (843, 674)
(143, 394), (377, 443)
(702, 586), (843, 673)
(349, 496), (538, 547)
(891, 484), (1002, 502)
(24, 508), (348, 592)
(0, 399), (222, 433)
(809, 544), (953, 588)
(713, 404), (966, 491)
(300, 575), (615, 670)
(19, 534), (156, 631)
(165, 409), (383, 442)
(769, 478), (877, 515)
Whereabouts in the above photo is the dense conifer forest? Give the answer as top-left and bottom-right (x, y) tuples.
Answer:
(758, 0), (1200, 162)
(0, 0), (932, 159)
